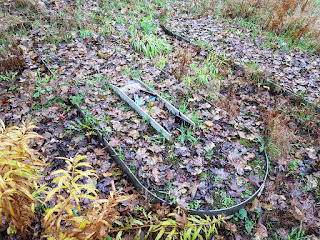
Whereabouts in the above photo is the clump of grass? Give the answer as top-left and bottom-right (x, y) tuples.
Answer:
(155, 54), (168, 70)
(129, 16), (172, 58)
(131, 34), (172, 59)
(182, 52), (229, 92)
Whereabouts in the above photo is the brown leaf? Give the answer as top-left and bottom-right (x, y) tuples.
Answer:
(111, 120), (122, 131)
(94, 148), (105, 156)
(128, 130), (139, 139)
(174, 212), (188, 225)
(224, 221), (237, 233)
(136, 148), (149, 160)
(152, 168), (161, 183)
(190, 155), (203, 167)
(254, 223), (268, 240)
(108, 137), (121, 147)
(188, 182), (199, 198)
(165, 170), (176, 181)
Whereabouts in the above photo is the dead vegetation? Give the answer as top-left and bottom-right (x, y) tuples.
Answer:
(0, 38), (25, 73)
(14, 0), (47, 12)
(174, 47), (192, 79)
(263, 111), (298, 165)
(222, 0), (320, 52)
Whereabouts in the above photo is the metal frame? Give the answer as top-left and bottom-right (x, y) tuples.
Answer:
(110, 79), (195, 141)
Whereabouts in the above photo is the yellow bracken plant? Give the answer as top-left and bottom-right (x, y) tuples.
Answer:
(0, 119), (45, 237)
(43, 154), (135, 240)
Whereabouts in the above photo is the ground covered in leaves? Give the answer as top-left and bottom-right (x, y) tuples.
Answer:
(0, 0), (319, 239)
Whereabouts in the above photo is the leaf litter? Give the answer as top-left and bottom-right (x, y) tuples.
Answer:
(1, 0), (320, 238)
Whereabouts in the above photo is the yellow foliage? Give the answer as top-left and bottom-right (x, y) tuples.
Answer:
(43, 154), (135, 240)
(0, 119), (45, 237)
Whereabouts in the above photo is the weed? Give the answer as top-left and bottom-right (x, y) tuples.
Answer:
(175, 48), (192, 79)
(128, 163), (136, 174)
(0, 71), (19, 81)
(184, 52), (227, 90)
(79, 28), (94, 39)
(67, 119), (88, 133)
(117, 146), (125, 160)
(191, 111), (203, 126)
(239, 139), (251, 148)
(264, 111), (297, 164)
(194, 39), (212, 49)
(155, 54), (168, 70)
(33, 86), (45, 98)
(98, 22), (114, 37)
(234, 209), (255, 234)
(221, 191), (236, 208)
(222, 0), (320, 53)
(0, 45), (25, 72)
(111, 206), (225, 239)
(244, 60), (264, 87)
(140, 15), (157, 34)
(43, 154), (135, 239)
(69, 94), (85, 106)
(152, 133), (167, 145)
(178, 102), (190, 114)
(240, 189), (253, 199)
(205, 148), (215, 160)
(177, 127), (198, 146)
(274, 223), (312, 240)
(188, 199), (200, 209)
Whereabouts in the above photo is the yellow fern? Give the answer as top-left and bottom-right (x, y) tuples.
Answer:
(0, 119), (45, 237)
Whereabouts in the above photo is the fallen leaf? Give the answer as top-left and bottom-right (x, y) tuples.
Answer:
(136, 148), (149, 160)
(165, 170), (176, 181)
(94, 147), (105, 156)
(224, 222), (237, 233)
(109, 137), (121, 147)
(254, 223), (268, 240)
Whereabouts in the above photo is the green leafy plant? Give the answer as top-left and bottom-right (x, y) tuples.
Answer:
(274, 223), (312, 240)
(234, 209), (255, 234)
(111, 207), (225, 240)
(69, 94), (85, 106)
(33, 86), (45, 98)
(0, 71), (18, 81)
(156, 54), (168, 70)
(129, 19), (172, 59)
(221, 191), (236, 208)
(188, 199), (200, 209)
(152, 132), (167, 145)
(191, 111), (203, 126)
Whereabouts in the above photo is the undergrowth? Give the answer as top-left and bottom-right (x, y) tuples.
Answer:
(110, 207), (226, 240)
(43, 155), (135, 240)
(263, 111), (298, 165)
(221, 0), (320, 52)
(0, 119), (226, 239)
(0, 120), (45, 237)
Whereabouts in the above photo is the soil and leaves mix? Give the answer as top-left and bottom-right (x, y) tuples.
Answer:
(0, 0), (319, 239)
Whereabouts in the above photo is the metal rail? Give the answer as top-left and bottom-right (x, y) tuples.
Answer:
(72, 103), (269, 217)
(110, 79), (195, 142)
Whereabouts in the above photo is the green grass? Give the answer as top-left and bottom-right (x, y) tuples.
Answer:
(130, 34), (172, 59)
(177, 127), (198, 146)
